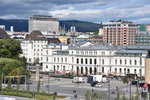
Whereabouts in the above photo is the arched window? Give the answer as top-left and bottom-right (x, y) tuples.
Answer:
(139, 69), (142, 76)
(130, 60), (132, 65)
(102, 67), (104, 73)
(125, 59), (127, 64)
(81, 67), (83, 74)
(85, 59), (88, 64)
(124, 68), (126, 74)
(77, 58), (79, 64)
(63, 66), (65, 70)
(119, 68), (122, 73)
(102, 59), (104, 65)
(115, 59), (117, 64)
(127, 69), (130, 74)
(81, 58), (83, 64)
(135, 60), (137, 65)
(134, 69), (136, 74)
(94, 59), (97, 65)
(90, 59), (92, 64)
(115, 68), (117, 73)
(120, 60), (122, 64)
(46, 57), (48, 62)
(57, 66), (59, 70)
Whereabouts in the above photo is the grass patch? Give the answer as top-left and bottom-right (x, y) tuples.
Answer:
(1, 89), (66, 100)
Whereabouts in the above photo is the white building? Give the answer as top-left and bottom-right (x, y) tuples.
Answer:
(21, 30), (48, 63)
(42, 42), (148, 77)
(28, 15), (59, 35)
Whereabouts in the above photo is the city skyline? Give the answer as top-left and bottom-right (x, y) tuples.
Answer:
(0, 0), (150, 24)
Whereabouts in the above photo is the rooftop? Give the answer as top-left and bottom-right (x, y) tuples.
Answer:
(0, 28), (9, 39)
(25, 30), (47, 40)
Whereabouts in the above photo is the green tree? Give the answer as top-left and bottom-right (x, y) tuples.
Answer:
(6, 78), (12, 89)
(85, 90), (103, 100)
(0, 39), (22, 58)
(122, 76), (129, 84)
(0, 58), (25, 76)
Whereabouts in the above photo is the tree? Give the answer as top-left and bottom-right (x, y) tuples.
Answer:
(85, 90), (103, 100)
(0, 39), (22, 58)
(122, 76), (129, 84)
(0, 58), (24, 76)
(6, 78), (12, 89)
(122, 76), (129, 93)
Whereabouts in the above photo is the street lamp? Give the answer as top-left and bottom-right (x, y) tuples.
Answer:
(107, 79), (110, 100)
(48, 72), (50, 93)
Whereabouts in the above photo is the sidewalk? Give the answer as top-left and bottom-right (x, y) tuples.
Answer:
(0, 95), (37, 100)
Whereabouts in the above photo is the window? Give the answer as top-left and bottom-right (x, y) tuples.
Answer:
(65, 57), (67, 62)
(46, 50), (48, 55)
(81, 58), (83, 64)
(124, 68), (126, 74)
(135, 60), (137, 65)
(54, 57), (56, 62)
(46, 65), (48, 68)
(57, 57), (59, 62)
(102, 52), (105, 55)
(94, 59), (97, 65)
(115, 59), (117, 64)
(120, 60), (122, 64)
(90, 59), (92, 64)
(102, 59), (104, 64)
(125, 59), (127, 64)
(119, 68), (122, 73)
(134, 69), (136, 74)
(46, 57), (48, 62)
(102, 67), (104, 73)
(130, 60), (132, 65)
(140, 57), (142, 65)
(61, 57), (63, 62)
(77, 58), (79, 64)
(85, 59), (88, 64)
(115, 68), (117, 73)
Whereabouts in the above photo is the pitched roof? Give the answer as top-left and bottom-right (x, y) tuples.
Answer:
(0, 28), (9, 39)
(25, 30), (47, 40)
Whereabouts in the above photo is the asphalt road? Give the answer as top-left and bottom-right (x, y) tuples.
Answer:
(5, 76), (141, 100)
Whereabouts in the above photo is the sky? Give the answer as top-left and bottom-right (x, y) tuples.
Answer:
(0, 0), (150, 24)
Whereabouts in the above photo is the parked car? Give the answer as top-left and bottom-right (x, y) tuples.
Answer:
(94, 83), (103, 88)
(91, 81), (98, 87)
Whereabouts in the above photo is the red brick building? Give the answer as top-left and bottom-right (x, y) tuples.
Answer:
(103, 20), (139, 46)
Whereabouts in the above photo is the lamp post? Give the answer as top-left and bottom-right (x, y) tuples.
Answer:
(48, 73), (50, 93)
(108, 80), (110, 100)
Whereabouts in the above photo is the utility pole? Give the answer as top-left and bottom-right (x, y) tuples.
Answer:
(108, 80), (110, 100)
(129, 82), (131, 100)
(48, 73), (49, 93)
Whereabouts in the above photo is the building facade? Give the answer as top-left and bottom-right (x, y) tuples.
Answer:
(103, 20), (139, 46)
(21, 30), (48, 63)
(136, 31), (150, 45)
(28, 15), (59, 34)
(42, 43), (148, 77)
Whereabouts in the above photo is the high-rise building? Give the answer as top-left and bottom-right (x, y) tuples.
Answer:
(28, 15), (59, 34)
(103, 20), (139, 46)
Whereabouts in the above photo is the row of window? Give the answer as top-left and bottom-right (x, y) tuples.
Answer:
(75, 51), (113, 55)
(76, 58), (142, 65)
(46, 57), (68, 62)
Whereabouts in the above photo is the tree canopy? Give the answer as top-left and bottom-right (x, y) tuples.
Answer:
(0, 39), (22, 58)
(0, 58), (25, 76)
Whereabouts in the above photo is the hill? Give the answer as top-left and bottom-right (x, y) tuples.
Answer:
(0, 19), (99, 32)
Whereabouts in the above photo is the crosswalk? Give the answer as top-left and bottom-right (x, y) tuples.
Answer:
(42, 81), (72, 86)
